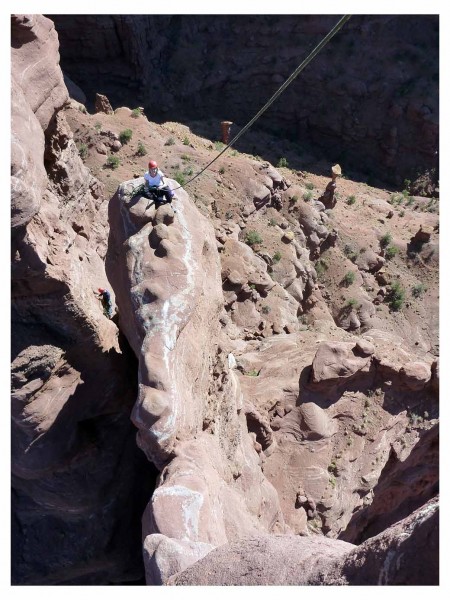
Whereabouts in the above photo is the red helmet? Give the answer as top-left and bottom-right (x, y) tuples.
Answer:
(148, 160), (158, 169)
(98, 288), (105, 293)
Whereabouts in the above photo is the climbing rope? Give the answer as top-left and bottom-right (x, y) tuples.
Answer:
(170, 14), (352, 192)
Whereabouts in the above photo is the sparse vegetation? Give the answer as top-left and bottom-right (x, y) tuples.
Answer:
(165, 137), (176, 146)
(78, 143), (88, 160)
(219, 167), (225, 175)
(136, 142), (147, 156)
(385, 245), (399, 260)
(305, 182), (315, 190)
(183, 136), (190, 145)
(346, 195), (356, 205)
(389, 193), (404, 206)
(343, 271), (355, 286)
(343, 244), (358, 262)
(106, 155), (120, 169)
(273, 251), (282, 263)
(346, 298), (359, 309)
(315, 258), (329, 277)
(78, 105), (87, 114)
(261, 305), (271, 315)
(119, 129), (133, 144)
(173, 171), (186, 186)
(214, 141), (225, 151)
(131, 107), (143, 118)
(246, 369), (259, 377)
(268, 218), (277, 226)
(277, 157), (289, 168)
(245, 231), (263, 247)
(380, 232), (392, 248)
(387, 281), (405, 311)
(412, 282), (427, 298)
(183, 166), (194, 176)
(94, 121), (102, 130)
(303, 191), (313, 201)
(290, 195), (299, 203)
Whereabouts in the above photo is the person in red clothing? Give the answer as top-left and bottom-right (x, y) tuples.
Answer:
(96, 288), (113, 319)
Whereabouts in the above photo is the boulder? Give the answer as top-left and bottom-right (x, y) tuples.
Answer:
(311, 341), (373, 385)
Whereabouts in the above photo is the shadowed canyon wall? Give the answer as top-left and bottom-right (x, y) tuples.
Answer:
(49, 14), (438, 188)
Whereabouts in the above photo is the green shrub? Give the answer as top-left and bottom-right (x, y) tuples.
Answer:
(246, 369), (260, 377)
(343, 244), (358, 262)
(290, 195), (299, 203)
(136, 142), (147, 156)
(399, 209), (405, 217)
(343, 271), (355, 286)
(268, 218), (277, 226)
(315, 258), (328, 277)
(346, 298), (358, 308)
(173, 171), (186, 186)
(385, 245), (399, 260)
(305, 182), (314, 190)
(183, 166), (193, 176)
(165, 137), (176, 146)
(387, 281), (405, 311)
(411, 283), (427, 298)
(219, 167), (225, 175)
(119, 129), (133, 144)
(273, 251), (282, 263)
(277, 157), (289, 168)
(183, 136), (190, 145)
(106, 155), (120, 169)
(181, 153), (191, 161)
(346, 195), (356, 205)
(261, 305), (271, 315)
(406, 196), (415, 206)
(78, 143), (88, 160)
(389, 193), (404, 206)
(380, 232), (392, 248)
(303, 191), (313, 201)
(131, 107), (143, 118)
(245, 231), (263, 246)
(214, 141), (225, 151)
(94, 122), (102, 130)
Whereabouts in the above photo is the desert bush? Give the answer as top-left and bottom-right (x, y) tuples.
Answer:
(245, 231), (263, 246)
(305, 182), (314, 190)
(219, 167), (225, 175)
(380, 232), (392, 248)
(346, 298), (358, 308)
(411, 282), (427, 298)
(183, 136), (190, 145)
(119, 129), (133, 144)
(303, 191), (313, 201)
(268, 218), (277, 226)
(173, 171), (186, 186)
(277, 157), (289, 168)
(387, 281), (405, 311)
(343, 271), (355, 286)
(94, 121), (102, 130)
(346, 195), (356, 205)
(273, 251), (282, 263)
(106, 155), (120, 169)
(214, 141), (225, 151)
(78, 143), (88, 160)
(261, 305), (271, 315)
(385, 245), (399, 260)
(315, 258), (328, 277)
(136, 142), (147, 156)
(131, 107), (143, 118)
(165, 137), (176, 146)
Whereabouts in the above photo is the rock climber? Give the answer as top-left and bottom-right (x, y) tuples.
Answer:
(143, 160), (175, 205)
(96, 288), (113, 319)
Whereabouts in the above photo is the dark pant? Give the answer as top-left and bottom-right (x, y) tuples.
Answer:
(145, 186), (173, 203)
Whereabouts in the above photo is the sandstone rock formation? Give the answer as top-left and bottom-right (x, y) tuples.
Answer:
(11, 12), (439, 587)
(11, 15), (155, 585)
(169, 496), (438, 585)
